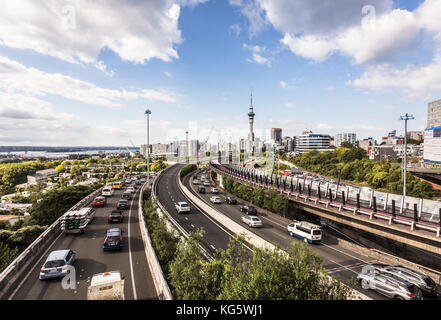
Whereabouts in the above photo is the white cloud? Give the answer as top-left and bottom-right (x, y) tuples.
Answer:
(164, 71), (173, 78)
(243, 43), (271, 65)
(0, 55), (177, 108)
(0, 1), (185, 65)
(230, 24), (241, 37)
(280, 81), (287, 88)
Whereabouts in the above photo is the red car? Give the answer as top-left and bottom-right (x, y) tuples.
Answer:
(92, 196), (106, 207)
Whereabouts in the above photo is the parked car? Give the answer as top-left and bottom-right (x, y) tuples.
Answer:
(39, 249), (75, 280)
(198, 186), (206, 194)
(357, 267), (422, 300)
(108, 210), (123, 223)
(225, 196), (237, 204)
(117, 199), (129, 210)
(92, 196), (106, 207)
(103, 228), (123, 251)
(210, 196), (221, 204)
(211, 187), (219, 194)
(241, 216), (263, 228)
(240, 205), (257, 215)
(371, 264), (439, 297)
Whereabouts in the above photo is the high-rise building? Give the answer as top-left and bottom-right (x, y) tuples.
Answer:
(295, 131), (332, 153)
(248, 91), (255, 142)
(335, 133), (357, 147)
(271, 128), (282, 145)
(282, 136), (294, 152)
(424, 99), (441, 163)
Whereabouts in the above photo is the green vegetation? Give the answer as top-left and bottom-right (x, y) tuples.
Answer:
(142, 188), (349, 300)
(150, 159), (168, 172)
(0, 242), (19, 272)
(0, 160), (61, 195)
(223, 175), (289, 216)
(180, 164), (197, 178)
(281, 148), (437, 199)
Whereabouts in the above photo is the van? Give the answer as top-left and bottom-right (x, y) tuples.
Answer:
(102, 186), (114, 197)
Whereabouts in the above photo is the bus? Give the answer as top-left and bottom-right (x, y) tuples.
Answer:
(287, 220), (322, 244)
(112, 182), (122, 189)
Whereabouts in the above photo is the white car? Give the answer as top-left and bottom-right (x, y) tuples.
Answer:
(203, 181), (210, 187)
(126, 187), (135, 194)
(211, 187), (219, 194)
(193, 179), (200, 185)
(210, 196), (221, 204)
(175, 202), (191, 213)
(102, 186), (114, 197)
(241, 216), (263, 228)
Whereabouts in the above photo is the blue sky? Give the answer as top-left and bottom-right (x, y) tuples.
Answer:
(0, 0), (440, 146)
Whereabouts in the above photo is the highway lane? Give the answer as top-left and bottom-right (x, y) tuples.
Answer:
(184, 169), (387, 300)
(155, 164), (240, 255)
(9, 185), (157, 300)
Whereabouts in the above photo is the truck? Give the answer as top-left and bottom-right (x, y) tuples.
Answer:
(61, 207), (96, 234)
(175, 201), (191, 213)
(87, 271), (125, 300)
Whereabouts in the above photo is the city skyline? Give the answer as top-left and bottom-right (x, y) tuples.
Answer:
(0, 0), (439, 146)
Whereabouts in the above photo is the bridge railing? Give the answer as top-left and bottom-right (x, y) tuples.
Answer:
(0, 186), (104, 299)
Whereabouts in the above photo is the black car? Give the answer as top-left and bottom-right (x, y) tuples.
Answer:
(117, 199), (129, 210)
(108, 210), (123, 223)
(240, 205), (257, 215)
(225, 196), (237, 204)
(198, 186), (206, 194)
(122, 192), (132, 200)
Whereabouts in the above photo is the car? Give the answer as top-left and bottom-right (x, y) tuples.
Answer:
(203, 181), (210, 187)
(371, 264), (439, 297)
(92, 196), (106, 207)
(103, 228), (123, 251)
(39, 249), (76, 280)
(126, 187), (135, 194)
(210, 196), (221, 204)
(140, 178), (147, 183)
(357, 267), (422, 300)
(241, 216), (263, 227)
(129, 183), (137, 189)
(193, 179), (200, 185)
(112, 182), (122, 189)
(175, 202), (191, 213)
(125, 179), (132, 185)
(121, 192), (132, 200)
(135, 180), (141, 186)
(102, 186), (114, 197)
(108, 210), (123, 223)
(211, 187), (219, 194)
(198, 186), (206, 194)
(225, 196), (237, 204)
(117, 199), (129, 210)
(240, 205), (257, 215)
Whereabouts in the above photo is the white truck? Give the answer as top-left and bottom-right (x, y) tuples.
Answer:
(175, 201), (191, 213)
(87, 271), (125, 300)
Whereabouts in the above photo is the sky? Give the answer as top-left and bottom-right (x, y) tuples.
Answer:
(1, 0), (441, 146)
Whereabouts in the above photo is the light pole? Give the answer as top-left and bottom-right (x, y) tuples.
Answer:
(145, 109), (151, 187)
(399, 113), (414, 213)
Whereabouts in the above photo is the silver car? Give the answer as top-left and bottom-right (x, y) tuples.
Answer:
(357, 266), (422, 300)
(40, 249), (75, 280)
(372, 264), (438, 297)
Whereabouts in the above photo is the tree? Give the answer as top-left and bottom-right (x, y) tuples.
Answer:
(340, 141), (354, 148)
(0, 242), (18, 272)
(55, 164), (65, 173)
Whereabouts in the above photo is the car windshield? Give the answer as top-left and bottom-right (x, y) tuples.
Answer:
(423, 277), (436, 286)
(312, 230), (321, 235)
(406, 284), (417, 294)
(107, 235), (120, 242)
(111, 211), (121, 216)
(181, 203), (189, 207)
(251, 218), (260, 221)
(119, 200), (128, 203)
(44, 260), (65, 268)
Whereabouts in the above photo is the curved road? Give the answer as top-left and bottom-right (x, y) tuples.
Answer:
(9, 186), (157, 300)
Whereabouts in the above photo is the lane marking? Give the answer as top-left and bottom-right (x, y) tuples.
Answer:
(128, 190), (138, 300)
(328, 260), (359, 275)
(210, 244), (216, 250)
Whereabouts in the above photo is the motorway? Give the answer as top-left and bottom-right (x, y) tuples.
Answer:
(155, 164), (237, 255)
(9, 186), (157, 300)
(155, 163), (385, 299)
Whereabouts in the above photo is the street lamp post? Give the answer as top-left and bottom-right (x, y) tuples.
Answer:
(185, 131), (189, 164)
(145, 109), (151, 187)
(399, 113), (414, 213)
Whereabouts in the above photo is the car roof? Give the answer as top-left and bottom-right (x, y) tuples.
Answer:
(178, 202), (188, 205)
(90, 271), (122, 286)
(106, 228), (121, 236)
(47, 249), (70, 261)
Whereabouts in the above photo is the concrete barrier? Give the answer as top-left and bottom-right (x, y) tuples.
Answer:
(0, 186), (104, 300)
(138, 174), (173, 300)
(178, 170), (372, 300)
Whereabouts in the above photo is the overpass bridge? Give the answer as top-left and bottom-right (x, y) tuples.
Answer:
(210, 162), (441, 256)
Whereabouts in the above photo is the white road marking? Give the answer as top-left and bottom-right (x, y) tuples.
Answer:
(128, 190), (138, 300)
(328, 259), (358, 275)
(210, 245), (216, 250)
(191, 224), (195, 228)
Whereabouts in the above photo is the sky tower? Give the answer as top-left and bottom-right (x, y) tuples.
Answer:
(248, 90), (255, 142)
